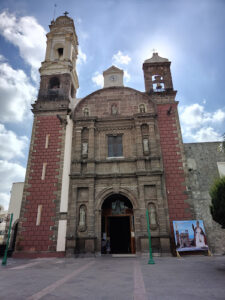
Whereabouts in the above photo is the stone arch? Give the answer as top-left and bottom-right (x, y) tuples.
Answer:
(96, 187), (138, 210)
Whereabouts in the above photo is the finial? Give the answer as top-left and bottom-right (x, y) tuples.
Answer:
(152, 48), (157, 54)
(64, 11), (69, 16)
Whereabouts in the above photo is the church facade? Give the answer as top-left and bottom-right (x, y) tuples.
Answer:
(15, 15), (224, 258)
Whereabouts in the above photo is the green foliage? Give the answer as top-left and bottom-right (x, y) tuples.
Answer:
(210, 176), (225, 228)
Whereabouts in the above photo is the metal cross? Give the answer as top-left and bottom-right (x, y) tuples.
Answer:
(152, 48), (157, 53)
(64, 11), (69, 16)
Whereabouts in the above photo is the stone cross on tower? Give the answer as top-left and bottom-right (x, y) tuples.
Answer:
(64, 11), (69, 16)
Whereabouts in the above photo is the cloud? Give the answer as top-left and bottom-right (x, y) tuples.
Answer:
(112, 51), (131, 65)
(124, 70), (131, 82)
(0, 11), (46, 81)
(0, 193), (10, 211)
(0, 160), (25, 210)
(179, 103), (225, 142)
(189, 127), (222, 142)
(0, 59), (37, 123)
(92, 71), (104, 88)
(77, 46), (87, 65)
(0, 124), (28, 160)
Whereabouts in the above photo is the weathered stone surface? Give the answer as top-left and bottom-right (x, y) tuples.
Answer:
(184, 142), (225, 254)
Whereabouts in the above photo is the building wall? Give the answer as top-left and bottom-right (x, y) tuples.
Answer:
(8, 182), (24, 225)
(184, 142), (225, 254)
(66, 87), (172, 255)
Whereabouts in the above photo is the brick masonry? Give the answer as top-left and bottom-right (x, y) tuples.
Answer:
(157, 103), (193, 225)
(14, 115), (64, 257)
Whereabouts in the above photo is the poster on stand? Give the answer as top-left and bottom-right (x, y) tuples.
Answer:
(173, 220), (208, 252)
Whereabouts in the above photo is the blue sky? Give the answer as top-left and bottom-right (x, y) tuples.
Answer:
(0, 0), (225, 209)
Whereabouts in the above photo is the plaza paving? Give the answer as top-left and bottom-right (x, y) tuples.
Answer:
(0, 255), (225, 299)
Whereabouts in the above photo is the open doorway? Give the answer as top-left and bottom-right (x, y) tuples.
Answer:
(101, 194), (135, 254)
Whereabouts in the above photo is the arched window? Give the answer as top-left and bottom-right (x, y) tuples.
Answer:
(49, 77), (60, 89)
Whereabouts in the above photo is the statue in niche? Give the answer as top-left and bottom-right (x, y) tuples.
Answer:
(78, 205), (86, 231)
(143, 138), (149, 153)
(148, 203), (157, 229)
(82, 142), (88, 156)
(111, 104), (118, 115)
(139, 104), (146, 113)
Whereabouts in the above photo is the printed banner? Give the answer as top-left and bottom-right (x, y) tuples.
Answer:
(173, 220), (208, 252)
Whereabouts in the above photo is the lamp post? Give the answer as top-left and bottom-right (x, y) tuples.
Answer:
(146, 209), (155, 264)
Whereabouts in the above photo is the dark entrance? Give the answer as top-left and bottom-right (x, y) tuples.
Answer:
(101, 194), (135, 254)
(109, 216), (130, 253)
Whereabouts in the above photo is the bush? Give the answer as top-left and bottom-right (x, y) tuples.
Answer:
(210, 176), (225, 228)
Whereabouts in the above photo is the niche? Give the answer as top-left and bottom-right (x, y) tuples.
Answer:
(81, 127), (89, 158)
(83, 107), (89, 117)
(78, 204), (87, 232)
(141, 124), (150, 155)
(139, 104), (146, 113)
(148, 202), (158, 230)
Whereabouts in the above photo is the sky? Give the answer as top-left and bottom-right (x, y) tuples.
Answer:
(0, 0), (225, 209)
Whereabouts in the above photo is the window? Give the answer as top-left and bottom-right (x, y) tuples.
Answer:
(49, 77), (60, 89)
(108, 135), (123, 157)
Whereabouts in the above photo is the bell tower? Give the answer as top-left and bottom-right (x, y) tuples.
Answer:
(37, 14), (79, 105)
(143, 52), (173, 94)
(14, 15), (78, 258)
(143, 52), (193, 236)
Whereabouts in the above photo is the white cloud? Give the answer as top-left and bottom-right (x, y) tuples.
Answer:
(92, 71), (104, 88)
(0, 124), (28, 160)
(189, 127), (222, 142)
(179, 103), (225, 142)
(0, 60), (37, 122)
(112, 51), (131, 65)
(0, 193), (10, 211)
(77, 47), (87, 65)
(0, 11), (46, 80)
(124, 70), (131, 82)
(0, 160), (25, 209)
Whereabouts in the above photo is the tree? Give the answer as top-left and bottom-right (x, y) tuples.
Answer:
(210, 176), (225, 228)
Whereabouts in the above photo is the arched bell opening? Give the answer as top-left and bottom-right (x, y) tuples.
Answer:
(101, 194), (135, 254)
